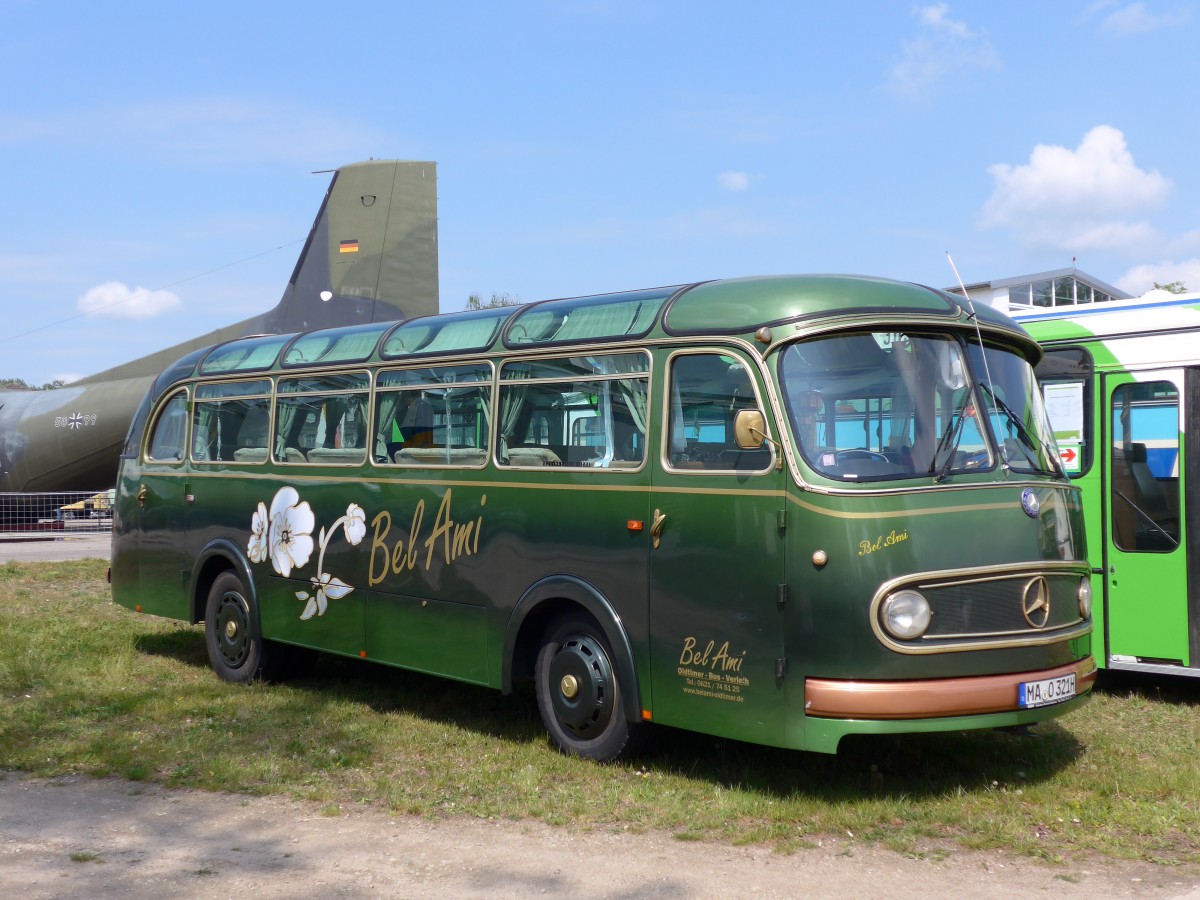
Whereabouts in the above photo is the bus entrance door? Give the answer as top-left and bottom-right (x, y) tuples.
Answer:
(129, 389), (193, 621)
(647, 351), (788, 746)
(1104, 368), (1193, 668)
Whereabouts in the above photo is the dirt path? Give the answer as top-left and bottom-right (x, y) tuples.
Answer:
(2, 775), (1198, 899)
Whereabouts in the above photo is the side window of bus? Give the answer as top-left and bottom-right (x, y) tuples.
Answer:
(1110, 381), (1180, 552)
(667, 353), (770, 471)
(375, 364), (493, 467)
(497, 352), (649, 468)
(191, 380), (272, 464)
(275, 372), (369, 465)
(146, 390), (188, 463)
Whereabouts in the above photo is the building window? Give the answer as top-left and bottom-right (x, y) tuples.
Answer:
(1032, 279), (1053, 307)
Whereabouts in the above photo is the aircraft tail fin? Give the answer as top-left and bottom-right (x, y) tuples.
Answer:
(76, 160), (439, 386)
(257, 159), (439, 333)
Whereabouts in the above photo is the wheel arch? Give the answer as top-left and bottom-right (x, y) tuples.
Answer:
(503, 575), (642, 723)
(190, 539), (258, 625)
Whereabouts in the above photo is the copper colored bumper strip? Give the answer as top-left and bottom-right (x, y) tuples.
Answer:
(804, 658), (1097, 720)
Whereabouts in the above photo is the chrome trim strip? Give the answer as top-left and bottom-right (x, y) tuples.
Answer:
(871, 561), (1091, 655)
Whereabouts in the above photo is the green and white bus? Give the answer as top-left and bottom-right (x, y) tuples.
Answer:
(111, 275), (1095, 759)
(1022, 293), (1200, 678)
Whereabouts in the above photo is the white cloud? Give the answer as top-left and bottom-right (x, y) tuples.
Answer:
(887, 4), (1001, 97)
(718, 171), (751, 192)
(1098, 3), (1191, 35)
(980, 125), (1171, 253)
(77, 281), (182, 320)
(1116, 259), (1200, 295)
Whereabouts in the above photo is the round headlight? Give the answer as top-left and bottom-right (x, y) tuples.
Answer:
(881, 589), (931, 639)
(1077, 577), (1093, 619)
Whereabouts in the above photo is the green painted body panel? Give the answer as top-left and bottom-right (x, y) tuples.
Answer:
(1022, 318), (1099, 344)
(115, 460), (191, 621)
(784, 483), (1086, 679)
(112, 274), (1093, 754)
(366, 593), (489, 684)
(664, 275), (960, 334)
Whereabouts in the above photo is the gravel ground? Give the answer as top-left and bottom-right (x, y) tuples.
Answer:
(2, 775), (1199, 899)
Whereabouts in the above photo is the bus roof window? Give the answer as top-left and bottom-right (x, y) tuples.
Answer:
(201, 334), (290, 374)
(382, 308), (509, 358)
(283, 323), (390, 366)
(505, 287), (676, 348)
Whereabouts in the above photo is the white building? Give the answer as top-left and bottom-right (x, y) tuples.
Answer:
(946, 268), (1132, 315)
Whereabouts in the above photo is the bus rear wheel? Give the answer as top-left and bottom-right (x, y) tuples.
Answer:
(204, 571), (274, 683)
(535, 615), (637, 761)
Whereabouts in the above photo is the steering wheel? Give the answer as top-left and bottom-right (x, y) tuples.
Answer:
(683, 444), (718, 464)
(835, 448), (888, 463)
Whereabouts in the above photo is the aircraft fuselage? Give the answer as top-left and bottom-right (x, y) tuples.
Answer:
(0, 374), (153, 492)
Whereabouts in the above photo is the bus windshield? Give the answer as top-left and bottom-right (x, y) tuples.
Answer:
(967, 342), (1061, 477)
(780, 331), (1059, 482)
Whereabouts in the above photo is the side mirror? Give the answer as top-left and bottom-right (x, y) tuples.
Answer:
(734, 409), (767, 449)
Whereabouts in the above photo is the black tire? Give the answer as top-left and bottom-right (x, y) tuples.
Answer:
(204, 570), (282, 684)
(535, 615), (639, 761)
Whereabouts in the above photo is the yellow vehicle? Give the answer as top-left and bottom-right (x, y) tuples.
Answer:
(58, 489), (116, 519)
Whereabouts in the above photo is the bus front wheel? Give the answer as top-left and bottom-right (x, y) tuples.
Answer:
(535, 615), (637, 761)
(204, 571), (272, 684)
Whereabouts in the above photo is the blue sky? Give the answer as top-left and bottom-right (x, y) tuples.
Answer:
(2, 1), (1198, 384)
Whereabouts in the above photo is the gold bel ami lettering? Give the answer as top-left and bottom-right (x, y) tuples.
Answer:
(369, 490), (486, 587)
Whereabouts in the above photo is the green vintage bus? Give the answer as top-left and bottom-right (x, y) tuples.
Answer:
(111, 275), (1095, 759)
(1021, 293), (1200, 678)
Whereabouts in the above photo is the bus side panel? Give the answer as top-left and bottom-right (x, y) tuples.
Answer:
(480, 473), (651, 700)
(129, 467), (192, 621)
(258, 574), (365, 659)
(110, 464), (143, 614)
(349, 471), (647, 695)
(355, 478), (493, 683)
(365, 591), (489, 685)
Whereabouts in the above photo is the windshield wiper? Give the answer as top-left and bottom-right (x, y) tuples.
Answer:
(929, 404), (968, 482)
(977, 385), (1064, 479)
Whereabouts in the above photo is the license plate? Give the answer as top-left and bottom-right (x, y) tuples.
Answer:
(1018, 673), (1076, 709)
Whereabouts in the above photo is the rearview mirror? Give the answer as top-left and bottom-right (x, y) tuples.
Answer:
(734, 409), (767, 449)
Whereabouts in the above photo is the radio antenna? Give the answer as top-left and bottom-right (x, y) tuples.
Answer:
(946, 252), (1009, 475)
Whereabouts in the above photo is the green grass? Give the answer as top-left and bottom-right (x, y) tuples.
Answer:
(2, 559), (1199, 865)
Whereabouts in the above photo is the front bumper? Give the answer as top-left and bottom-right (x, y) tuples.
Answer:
(804, 657), (1097, 720)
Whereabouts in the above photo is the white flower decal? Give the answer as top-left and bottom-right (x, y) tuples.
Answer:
(267, 486), (314, 577)
(343, 503), (367, 546)
(248, 492), (367, 621)
(298, 572), (355, 621)
(248, 502), (269, 564)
